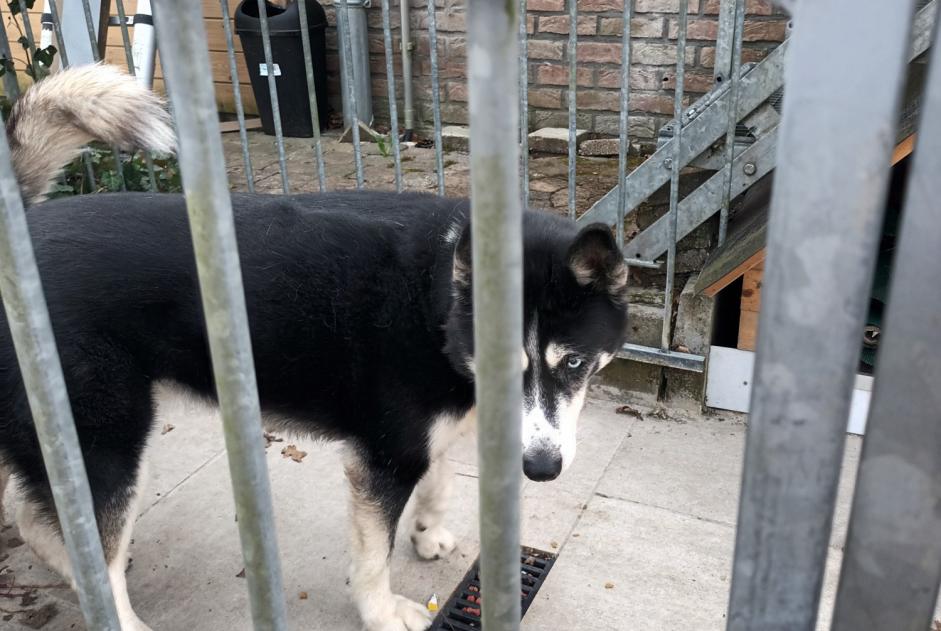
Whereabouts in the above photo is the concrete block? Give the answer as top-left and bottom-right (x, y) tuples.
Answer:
(673, 273), (714, 356)
(578, 137), (620, 156)
(441, 125), (470, 152)
(528, 127), (589, 154)
(625, 302), (664, 347)
(592, 359), (661, 404)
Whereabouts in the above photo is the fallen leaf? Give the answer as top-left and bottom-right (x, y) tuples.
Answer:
(161, 423), (175, 435)
(604, 582), (614, 589)
(549, 541), (559, 549)
(614, 405), (643, 420)
(281, 445), (307, 463)
(675, 344), (691, 353)
(236, 568), (246, 579)
(299, 591), (308, 600)
(263, 431), (283, 448)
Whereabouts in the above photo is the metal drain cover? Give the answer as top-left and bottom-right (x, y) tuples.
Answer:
(430, 546), (557, 630)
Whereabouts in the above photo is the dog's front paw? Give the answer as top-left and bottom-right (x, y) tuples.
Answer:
(411, 525), (456, 560)
(366, 594), (432, 631)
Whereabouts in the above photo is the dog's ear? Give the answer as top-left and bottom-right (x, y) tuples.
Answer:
(567, 223), (628, 301)
(452, 224), (472, 286)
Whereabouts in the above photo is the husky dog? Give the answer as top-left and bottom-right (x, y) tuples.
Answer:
(0, 65), (629, 631)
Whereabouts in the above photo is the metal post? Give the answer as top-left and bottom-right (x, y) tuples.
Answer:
(615, 0), (633, 250)
(16, 0), (39, 60)
(518, 0), (529, 207)
(150, 3), (288, 629)
(400, 0), (415, 138)
(298, 0), (328, 192)
(220, 0), (257, 193)
(467, 0), (523, 629)
(661, 0), (688, 352)
(718, 0), (745, 245)
(254, 0), (291, 193)
(80, 0), (127, 192)
(566, 0), (577, 219)
(379, 0), (403, 192)
(726, 1), (918, 629)
(0, 4), (21, 99)
(427, 0), (445, 195)
(830, 19), (941, 630)
(337, 0), (365, 188)
(0, 109), (120, 631)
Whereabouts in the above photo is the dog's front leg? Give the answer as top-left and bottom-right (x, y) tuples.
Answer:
(344, 447), (431, 631)
(409, 457), (456, 560)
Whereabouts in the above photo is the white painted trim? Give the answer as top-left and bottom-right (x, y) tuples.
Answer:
(705, 346), (872, 435)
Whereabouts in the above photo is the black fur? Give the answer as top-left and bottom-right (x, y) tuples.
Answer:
(0, 190), (628, 557)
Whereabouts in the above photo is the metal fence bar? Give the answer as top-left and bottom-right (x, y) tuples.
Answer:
(44, 0), (98, 191)
(255, 0), (291, 193)
(297, 0), (328, 192)
(566, 0), (577, 219)
(661, 0), (687, 352)
(467, 0), (523, 628)
(615, 0), (633, 249)
(726, 1), (918, 629)
(115, 0), (159, 191)
(0, 4), (20, 99)
(150, 3), (288, 628)
(337, 0), (365, 188)
(16, 0), (39, 60)
(518, 0), (529, 207)
(427, 0), (445, 195)
(712, 0), (735, 85)
(830, 23), (941, 631)
(379, 0), (402, 192)
(0, 106), (120, 631)
(718, 0), (745, 245)
(219, 0), (256, 193)
(80, 0), (127, 192)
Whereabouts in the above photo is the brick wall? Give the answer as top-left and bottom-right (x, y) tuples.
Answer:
(322, 0), (788, 143)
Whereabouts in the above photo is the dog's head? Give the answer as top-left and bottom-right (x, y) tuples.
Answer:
(444, 212), (629, 482)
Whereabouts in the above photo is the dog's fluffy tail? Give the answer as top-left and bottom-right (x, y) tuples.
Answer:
(5, 63), (176, 205)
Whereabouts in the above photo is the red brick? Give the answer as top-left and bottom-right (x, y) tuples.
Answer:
(699, 45), (767, 68)
(742, 20), (788, 42)
(527, 0), (564, 11)
(537, 15), (597, 35)
(528, 40), (566, 60)
(598, 16), (664, 38)
(576, 0), (621, 12)
(630, 93), (675, 114)
(596, 66), (662, 90)
(668, 18), (719, 40)
(575, 89), (621, 111)
(661, 70), (714, 92)
(577, 42), (622, 64)
(420, 10), (466, 32)
(533, 63), (593, 86)
(635, 0), (700, 13)
(447, 82), (468, 102)
(632, 42), (695, 65)
(529, 88), (563, 108)
(702, 0), (773, 15)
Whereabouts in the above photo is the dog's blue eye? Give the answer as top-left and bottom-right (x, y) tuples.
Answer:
(566, 356), (584, 369)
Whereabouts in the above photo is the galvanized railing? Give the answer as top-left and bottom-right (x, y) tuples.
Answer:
(1, 1), (939, 630)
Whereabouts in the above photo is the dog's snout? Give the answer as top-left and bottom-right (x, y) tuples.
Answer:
(523, 448), (563, 482)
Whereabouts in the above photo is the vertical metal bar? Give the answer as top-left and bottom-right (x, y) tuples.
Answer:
(297, 0), (327, 192)
(150, 3), (288, 629)
(337, 0), (365, 188)
(254, 0), (291, 193)
(712, 0), (735, 85)
(16, 0), (39, 58)
(615, 0), (633, 250)
(379, 0), (402, 192)
(46, 0), (98, 192)
(427, 0), (445, 195)
(80, 0), (127, 192)
(115, 0), (158, 192)
(0, 112), (120, 631)
(220, 0), (256, 194)
(518, 0), (529, 207)
(0, 4), (21, 99)
(468, 0), (522, 628)
(726, 1), (918, 629)
(399, 0), (415, 137)
(661, 0), (687, 352)
(718, 0), (744, 245)
(830, 22), (941, 631)
(566, 0), (577, 219)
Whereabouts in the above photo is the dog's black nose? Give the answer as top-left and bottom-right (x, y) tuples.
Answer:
(523, 449), (562, 482)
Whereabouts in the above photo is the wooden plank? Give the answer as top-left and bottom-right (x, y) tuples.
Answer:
(219, 117), (262, 132)
(891, 133), (915, 165)
(740, 262), (764, 312)
(737, 309), (759, 351)
(703, 249), (766, 297)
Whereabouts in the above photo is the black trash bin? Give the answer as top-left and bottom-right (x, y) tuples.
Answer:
(236, 0), (329, 137)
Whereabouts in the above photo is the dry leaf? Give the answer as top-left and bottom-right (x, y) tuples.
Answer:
(161, 423), (175, 435)
(675, 345), (691, 353)
(236, 568), (246, 579)
(549, 541), (559, 549)
(299, 591), (309, 600)
(281, 444), (307, 463)
(614, 405), (642, 420)
(263, 431), (283, 448)
(604, 582), (614, 589)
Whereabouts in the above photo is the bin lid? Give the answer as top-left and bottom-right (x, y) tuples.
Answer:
(235, 0), (327, 34)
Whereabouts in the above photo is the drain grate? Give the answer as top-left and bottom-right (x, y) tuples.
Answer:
(430, 546), (557, 630)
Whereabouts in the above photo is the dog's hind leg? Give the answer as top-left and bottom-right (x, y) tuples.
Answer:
(409, 457), (456, 561)
(16, 459), (152, 631)
(344, 446), (431, 631)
